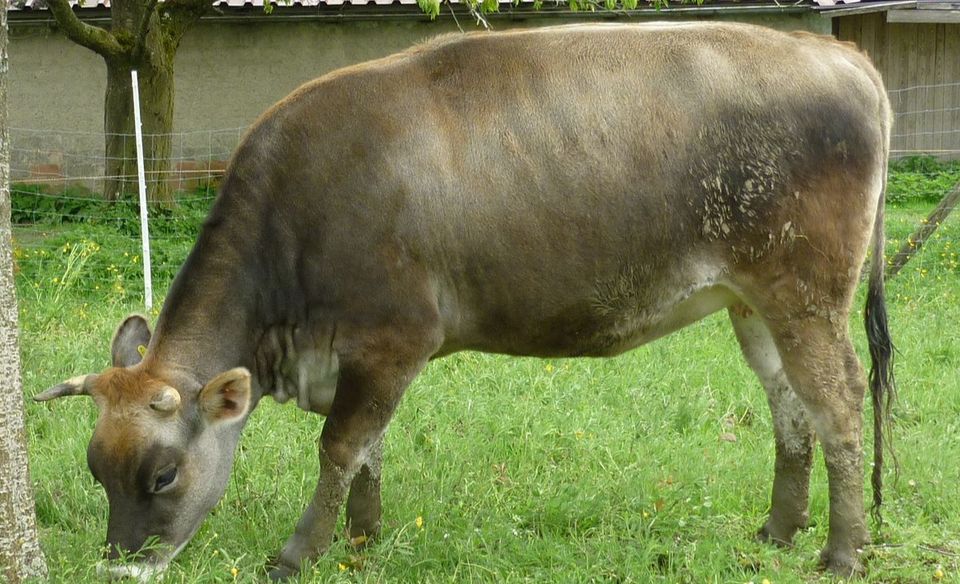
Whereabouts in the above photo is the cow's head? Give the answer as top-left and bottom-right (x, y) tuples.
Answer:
(36, 315), (252, 578)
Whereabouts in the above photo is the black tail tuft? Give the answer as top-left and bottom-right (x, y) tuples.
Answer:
(865, 189), (897, 525)
(865, 275), (896, 524)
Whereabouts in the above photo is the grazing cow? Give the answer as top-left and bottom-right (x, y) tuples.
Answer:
(36, 21), (894, 580)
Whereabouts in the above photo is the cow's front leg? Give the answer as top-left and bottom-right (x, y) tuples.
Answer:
(346, 436), (383, 545)
(268, 335), (429, 581)
(268, 440), (356, 581)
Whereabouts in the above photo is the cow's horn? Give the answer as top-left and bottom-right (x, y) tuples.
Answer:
(150, 387), (182, 414)
(34, 374), (97, 402)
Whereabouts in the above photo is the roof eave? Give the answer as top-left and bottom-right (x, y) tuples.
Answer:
(8, 0), (817, 25)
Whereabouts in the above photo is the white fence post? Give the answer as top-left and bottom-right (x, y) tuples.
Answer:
(131, 70), (154, 311)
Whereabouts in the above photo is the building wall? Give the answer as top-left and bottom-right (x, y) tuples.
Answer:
(837, 13), (960, 157)
(8, 12), (828, 187)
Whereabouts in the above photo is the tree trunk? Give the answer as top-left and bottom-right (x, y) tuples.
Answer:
(102, 51), (175, 205)
(0, 0), (49, 578)
(47, 0), (206, 206)
(103, 59), (137, 201)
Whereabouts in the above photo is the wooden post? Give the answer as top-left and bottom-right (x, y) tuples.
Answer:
(886, 180), (960, 279)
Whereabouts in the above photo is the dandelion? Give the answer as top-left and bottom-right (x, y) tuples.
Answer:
(338, 563), (349, 572)
(544, 363), (555, 373)
(934, 565), (944, 580)
(230, 566), (239, 579)
(415, 516), (424, 529)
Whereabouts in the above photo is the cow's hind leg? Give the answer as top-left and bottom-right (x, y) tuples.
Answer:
(268, 332), (432, 580)
(763, 314), (871, 575)
(345, 435), (383, 545)
(729, 304), (815, 546)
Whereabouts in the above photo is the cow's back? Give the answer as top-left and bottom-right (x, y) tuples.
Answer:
(213, 22), (890, 358)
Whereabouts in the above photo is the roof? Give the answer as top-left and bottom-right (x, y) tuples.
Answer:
(12, 0), (432, 8)
(810, 0), (960, 19)
(16, 0), (960, 22)
(811, 0), (917, 8)
(10, 0), (816, 11)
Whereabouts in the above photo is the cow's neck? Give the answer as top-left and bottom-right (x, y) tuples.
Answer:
(147, 204), (263, 395)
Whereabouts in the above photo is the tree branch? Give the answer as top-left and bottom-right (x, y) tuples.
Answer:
(156, 0), (215, 44)
(158, 0), (216, 20)
(45, 0), (125, 60)
(130, 0), (159, 63)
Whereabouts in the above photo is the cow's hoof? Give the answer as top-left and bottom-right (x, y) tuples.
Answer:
(265, 557), (299, 582)
(756, 522), (796, 547)
(820, 548), (865, 578)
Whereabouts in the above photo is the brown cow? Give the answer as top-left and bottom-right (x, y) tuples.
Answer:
(36, 22), (894, 580)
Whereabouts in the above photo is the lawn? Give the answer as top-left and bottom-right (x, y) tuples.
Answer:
(14, 188), (960, 583)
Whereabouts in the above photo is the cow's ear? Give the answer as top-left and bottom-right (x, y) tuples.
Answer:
(112, 315), (152, 368)
(198, 368), (251, 425)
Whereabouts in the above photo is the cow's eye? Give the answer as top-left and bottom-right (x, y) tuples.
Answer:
(154, 466), (178, 493)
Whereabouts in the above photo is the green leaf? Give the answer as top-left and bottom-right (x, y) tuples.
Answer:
(417, 0), (441, 18)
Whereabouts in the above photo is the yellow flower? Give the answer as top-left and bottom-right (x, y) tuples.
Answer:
(544, 363), (555, 373)
(762, 579), (772, 584)
(350, 534), (368, 547)
(574, 430), (585, 440)
(415, 516), (424, 529)
(934, 566), (944, 580)
(338, 562), (349, 572)
(230, 566), (239, 578)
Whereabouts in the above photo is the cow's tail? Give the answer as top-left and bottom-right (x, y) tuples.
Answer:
(865, 92), (896, 524)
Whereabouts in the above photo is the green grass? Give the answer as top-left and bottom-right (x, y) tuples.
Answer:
(16, 202), (960, 584)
